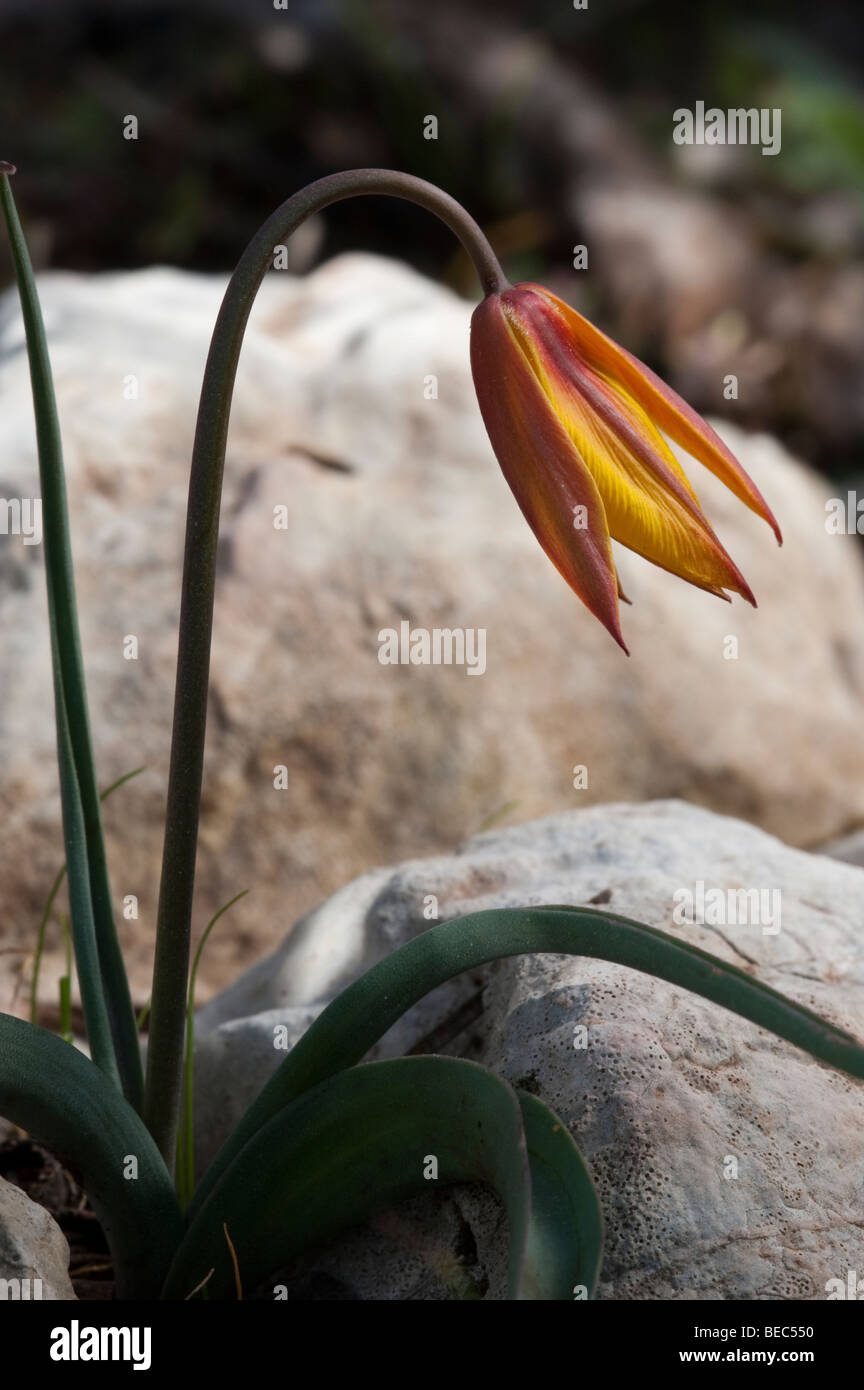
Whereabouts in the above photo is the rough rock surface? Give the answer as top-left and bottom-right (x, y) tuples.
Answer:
(1, 259), (864, 1011)
(0, 1175), (75, 1300)
(195, 801), (864, 1300)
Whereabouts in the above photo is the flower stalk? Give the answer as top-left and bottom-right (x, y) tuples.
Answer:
(143, 169), (507, 1163)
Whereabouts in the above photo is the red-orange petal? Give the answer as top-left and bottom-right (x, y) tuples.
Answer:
(497, 285), (757, 605)
(526, 284), (783, 545)
(471, 294), (628, 652)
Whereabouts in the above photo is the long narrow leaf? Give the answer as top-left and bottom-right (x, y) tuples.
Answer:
(49, 626), (118, 1084)
(164, 1057), (533, 1301)
(0, 1012), (183, 1298)
(517, 1090), (603, 1300)
(0, 168), (142, 1107)
(193, 905), (864, 1217)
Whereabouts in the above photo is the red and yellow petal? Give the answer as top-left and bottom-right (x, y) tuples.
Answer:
(498, 287), (756, 603)
(524, 284), (783, 545)
(471, 294), (628, 651)
(470, 275), (778, 653)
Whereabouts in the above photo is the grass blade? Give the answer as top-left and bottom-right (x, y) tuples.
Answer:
(177, 889), (248, 1208)
(58, 912), (73, 1043)
(29, 767), (145, 1029)
(28, 863), (66, 1027)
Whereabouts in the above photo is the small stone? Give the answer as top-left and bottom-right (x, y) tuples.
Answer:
(0, 1175), (75, 1300)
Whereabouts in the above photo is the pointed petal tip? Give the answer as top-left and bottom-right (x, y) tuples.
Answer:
(608, 620), (630, 656)
(586, 596), (629, 653)
(763, 509), (782, 546)
(736, 580), (758, 608)
(592, 593), (629, 654)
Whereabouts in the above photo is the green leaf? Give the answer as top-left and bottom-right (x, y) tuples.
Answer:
(164, 1056), (539, 1301)
(0, 170), (141, 1107)
(0, 1012), (183, 1298)
(49, 633), (119, 1086)
(517, 1091), (603, 1300)
(193, 905), (864, 1217)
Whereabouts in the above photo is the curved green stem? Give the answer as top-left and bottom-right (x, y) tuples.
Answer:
(144, 170), (507, 1162)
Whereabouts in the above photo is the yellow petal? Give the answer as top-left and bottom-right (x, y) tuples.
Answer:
(501, 293), (756, 602)
(529, 284), (782, 544)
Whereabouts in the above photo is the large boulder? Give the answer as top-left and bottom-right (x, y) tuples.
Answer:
(1, 257), (863, 1009)
(193, 801), (864, 1300)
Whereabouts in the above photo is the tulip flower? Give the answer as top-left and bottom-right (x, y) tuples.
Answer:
(470, 282), (781, 652)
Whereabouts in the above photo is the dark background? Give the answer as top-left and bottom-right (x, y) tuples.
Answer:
(2, 0), (863, 479)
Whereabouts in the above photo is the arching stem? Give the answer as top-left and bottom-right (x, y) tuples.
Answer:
(143, 169), (508, 1163)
